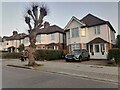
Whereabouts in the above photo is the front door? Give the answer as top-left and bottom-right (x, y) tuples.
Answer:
(94, 44), (101, 58)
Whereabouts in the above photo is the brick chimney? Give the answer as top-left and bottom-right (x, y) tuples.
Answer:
(13, 31), (18, 35)
(44, 21), (50, 28)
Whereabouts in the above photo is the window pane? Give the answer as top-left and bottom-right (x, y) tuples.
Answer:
(94, 26), (100, 35)
(67, 31), (70, 39)
(94, 27), (97, 34)
(101, 44), (105, 52)
(36, 35), (41, 43)
(90, 45), (93, 52)
(97, 26), (100, 34)
(51, 34), (54, 40)
(72, 43), (79, 50)
(72, 27), (79, 37)
(81, 29), (86, 36)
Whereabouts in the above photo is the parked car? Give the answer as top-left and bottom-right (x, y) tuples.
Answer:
(65, 49), (90, 62)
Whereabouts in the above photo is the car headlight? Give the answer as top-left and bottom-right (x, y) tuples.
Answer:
(74, 55), (79, 58)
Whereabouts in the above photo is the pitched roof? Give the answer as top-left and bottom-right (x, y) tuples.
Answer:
(80, 14), (116, 33)
(80, 14), (106, 27)
(3, 33), (27, 41)
(88, 37), (109, 44)
(64, 16), (85, 30)
(37, 25), (64, 34)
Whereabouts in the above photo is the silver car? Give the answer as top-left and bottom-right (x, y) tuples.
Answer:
(65, 49), (90, 62)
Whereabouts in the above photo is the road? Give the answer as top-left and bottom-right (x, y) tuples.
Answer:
(2, 64), (118, 88)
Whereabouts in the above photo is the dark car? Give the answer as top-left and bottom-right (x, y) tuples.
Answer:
(65, 49), (90, 62)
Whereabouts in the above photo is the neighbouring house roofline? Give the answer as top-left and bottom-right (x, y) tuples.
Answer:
(64, 16), (86, 30)
(36, 25), (65, 35)
(3, 33), (27, 41)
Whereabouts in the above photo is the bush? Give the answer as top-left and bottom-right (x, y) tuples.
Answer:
(2, 52), (21, 59)
(35, 49), (64, 60)
(108, 48), (120, 64)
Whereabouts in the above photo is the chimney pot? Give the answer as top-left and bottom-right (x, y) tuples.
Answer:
(44, 21), (50, 28)
(13, 31), (18, 35)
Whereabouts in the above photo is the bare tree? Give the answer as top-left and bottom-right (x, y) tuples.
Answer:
(24, 3), (48, 66)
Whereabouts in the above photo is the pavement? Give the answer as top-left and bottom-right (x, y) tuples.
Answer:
(2, 59), (118, 83)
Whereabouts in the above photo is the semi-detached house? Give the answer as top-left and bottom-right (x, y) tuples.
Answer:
(21, 22), (65, 50)
(2, 31), (27, 52)
(2, 22), (65, 52)
(64, 14), (116, 59)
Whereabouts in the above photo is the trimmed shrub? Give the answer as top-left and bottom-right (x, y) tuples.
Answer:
(35, 49), (64, 60)
(108, 48), (120, 64)
(2, 52), (21, 59)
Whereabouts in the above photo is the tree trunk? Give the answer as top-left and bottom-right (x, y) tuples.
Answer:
(28, 46), (36, 66)
(28, 31), (37, 66)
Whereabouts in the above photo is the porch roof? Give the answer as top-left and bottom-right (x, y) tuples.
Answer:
(88, 37), (109, 44)
(45, 43), (58, 46)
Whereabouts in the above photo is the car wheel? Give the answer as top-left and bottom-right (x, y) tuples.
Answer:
(79, 56), (82, 62)
(66, 59), (70, 62)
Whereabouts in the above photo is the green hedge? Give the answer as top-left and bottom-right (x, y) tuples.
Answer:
(108, 48), (120, 64)
(2, 50), (65, 60)
(2, 52), (21, 59)
(35, 50), (64, 60)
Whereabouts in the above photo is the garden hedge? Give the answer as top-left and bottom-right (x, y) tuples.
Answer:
(35, 49), (64, 60)
(108, 48), (120, 64)
(2, 52), (21, 59)
(2, 50), (65, 60)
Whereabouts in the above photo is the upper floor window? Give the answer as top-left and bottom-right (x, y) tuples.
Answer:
(51, 33), (54, 40)
(24, 37), (29, 44)
(36, 35), (41, 43)
(94, 26), (100, 35)
(72, 27), (79, 37)
(81, 28), (86, 37)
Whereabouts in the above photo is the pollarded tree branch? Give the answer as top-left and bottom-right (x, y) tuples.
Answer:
(25, 16), (32, 30)
(27, 9), (36, 22)
(32, 5), (38, 21)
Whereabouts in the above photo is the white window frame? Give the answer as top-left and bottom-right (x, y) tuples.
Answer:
(81, 28), (86, 37)
(100, 44), (105, 52)
(51, 33), (54, 40)
(71, 27), (79, 37)
(94, 26), (100, 35)
(36, 35), (41, 43)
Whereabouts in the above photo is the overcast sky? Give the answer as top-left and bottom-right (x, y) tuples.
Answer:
(1, 2), (118, 37)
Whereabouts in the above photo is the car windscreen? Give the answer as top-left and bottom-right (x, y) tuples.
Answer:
(71, 50), (81, 54)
